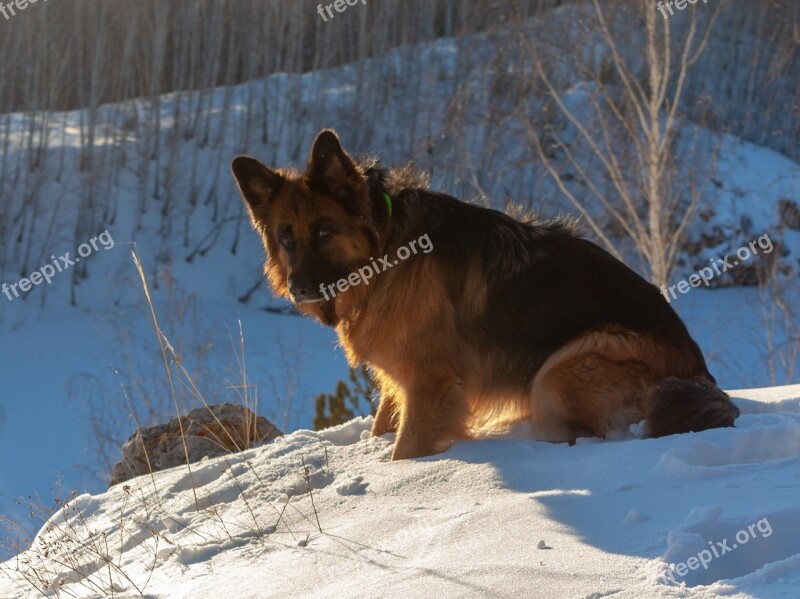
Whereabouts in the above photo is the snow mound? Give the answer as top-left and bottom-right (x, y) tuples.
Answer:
(2, 385), (800, 598)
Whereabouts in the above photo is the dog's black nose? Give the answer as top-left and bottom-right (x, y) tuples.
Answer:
(289, 280), (324, 304)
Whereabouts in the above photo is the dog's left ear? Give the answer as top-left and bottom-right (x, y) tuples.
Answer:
(307, 130), (367, 211)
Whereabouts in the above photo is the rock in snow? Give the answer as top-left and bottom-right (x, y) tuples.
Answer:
(108, 403), (282, 486)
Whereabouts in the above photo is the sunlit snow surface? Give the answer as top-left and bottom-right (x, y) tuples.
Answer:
(1, 385), (798, 599)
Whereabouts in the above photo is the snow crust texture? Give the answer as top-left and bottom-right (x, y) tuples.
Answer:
(2, 387), (799, 599)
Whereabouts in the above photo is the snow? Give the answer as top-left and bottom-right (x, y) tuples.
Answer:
(1, 385), (798, 599)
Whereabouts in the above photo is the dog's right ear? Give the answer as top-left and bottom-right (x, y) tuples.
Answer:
(231, 156), (284, 212)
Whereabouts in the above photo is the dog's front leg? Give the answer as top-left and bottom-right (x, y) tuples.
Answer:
(391, 380), (467, 460)
(372, 393), (399, 436)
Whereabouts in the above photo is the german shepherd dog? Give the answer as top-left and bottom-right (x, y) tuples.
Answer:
(231, 129), (739, 460)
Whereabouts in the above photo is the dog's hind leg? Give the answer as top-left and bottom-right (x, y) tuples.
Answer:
(530, 351), (653, 442)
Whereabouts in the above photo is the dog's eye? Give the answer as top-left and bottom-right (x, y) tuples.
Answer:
(278, 233), (293, 251)
(317, 229), (331, 241)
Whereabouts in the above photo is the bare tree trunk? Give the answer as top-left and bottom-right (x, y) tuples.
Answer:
(518, 0), (723, 287)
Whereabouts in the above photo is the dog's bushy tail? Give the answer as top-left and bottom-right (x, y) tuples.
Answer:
(644, 377), (740, 438)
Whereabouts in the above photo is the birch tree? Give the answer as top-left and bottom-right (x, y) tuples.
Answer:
(520, 0), (724, 286)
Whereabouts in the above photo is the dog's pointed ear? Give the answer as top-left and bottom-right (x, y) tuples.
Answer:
(307, 129), (361, 193)
(231, 156), (284, 212)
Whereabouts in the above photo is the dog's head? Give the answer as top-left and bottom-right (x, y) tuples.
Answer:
(231, 129), (384, 325)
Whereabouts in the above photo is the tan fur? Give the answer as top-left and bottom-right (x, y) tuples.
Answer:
(529, 328), (702, 443)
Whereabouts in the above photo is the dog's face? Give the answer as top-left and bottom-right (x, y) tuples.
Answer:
(231, 130), (380, 325)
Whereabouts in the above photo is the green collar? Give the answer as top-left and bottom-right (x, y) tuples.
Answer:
(382, 192), (393, 218)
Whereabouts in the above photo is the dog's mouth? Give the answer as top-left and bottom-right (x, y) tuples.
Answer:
(294, 296), (326, 305)
(294, 293), (339, 327)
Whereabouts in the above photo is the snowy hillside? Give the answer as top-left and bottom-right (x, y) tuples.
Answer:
(0, 1), (798, 580)
(1, 385), (799, 598)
